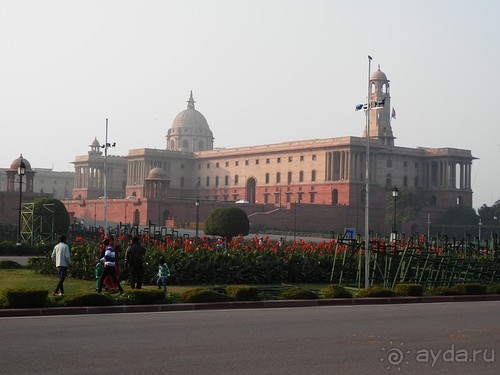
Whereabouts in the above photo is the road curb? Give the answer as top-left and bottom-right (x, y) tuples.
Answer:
(1, 294), (500, 318)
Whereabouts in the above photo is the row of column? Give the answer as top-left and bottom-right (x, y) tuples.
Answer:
(74, 166), (103, 189)
(423, 160), (472, 189)
(325, 151), (375, 182)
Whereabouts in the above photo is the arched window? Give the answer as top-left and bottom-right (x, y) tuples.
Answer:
(287, 172), (292, 184)
(299, 171), (304, 182)
(331, 189), (339, 205)
(234, 175), (239, 185)
(276, 172), (281, 184)
(311, 170), (316, 182)
(265, 173), (270, 184)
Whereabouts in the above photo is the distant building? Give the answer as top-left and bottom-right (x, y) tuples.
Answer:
(66, 71), (475, 235)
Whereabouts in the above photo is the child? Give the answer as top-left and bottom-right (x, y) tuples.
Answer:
(95, 260), (103, 292)
(156, 256), (171, 292)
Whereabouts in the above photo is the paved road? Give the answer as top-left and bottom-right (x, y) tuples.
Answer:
(1, 301), (499, 374)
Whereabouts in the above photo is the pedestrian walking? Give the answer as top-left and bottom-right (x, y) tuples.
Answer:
(156, 256), (170, 292)
(51, 235), (71, 296)
(124, 236), (146, 289)
(97, 239), (124, 295)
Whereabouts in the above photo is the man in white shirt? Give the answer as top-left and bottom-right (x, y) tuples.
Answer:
(51, 235), (71, 296)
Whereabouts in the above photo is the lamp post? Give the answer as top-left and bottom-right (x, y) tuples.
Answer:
(364, 55), (372, 289)
(293, 198), (301, 241)
(478, 217), (483, 243)
(392, 185), (399, 241)
(16, 157), (26, 248)
(102, 118), (116, 235)
(195, 197), (200, 240)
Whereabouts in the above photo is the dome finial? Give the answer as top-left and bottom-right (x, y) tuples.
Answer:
(187, 91), (196, 110)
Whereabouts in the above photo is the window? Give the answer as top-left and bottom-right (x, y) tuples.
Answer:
(245, 160), (249, 166)
(288, 156), (292, 162)
(265, 173), (270, 184)
(215, 176), (219, 187)
(312, 155), (317, 161)
(299, 171), (304, 182)
(311, 170), (316, 182)
(255, 159), (259, 165)
(404, 161), (408, 167)
(225, 175), (229, 186)
(181, 164), (185, 169)
(216, 163), (219, 168)
(207, 163), (210, 168)
(266, 158), (270, 164)
(277, 157), (281, 163)
(235, 161), (239, 166)
(403, 176), (408, 187)
(387, 159), (392, 168)
(180, 177), (184, 187)
(276, 172), (281, 184)
(300, 155), (304, 161)
(206, 177), (210, 187)
(235, 175), (239, 185)
(287, 172), (292, 184)
(225, 162), (229, 167)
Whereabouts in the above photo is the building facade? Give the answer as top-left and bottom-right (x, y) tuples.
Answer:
(65, 69), (475, 236)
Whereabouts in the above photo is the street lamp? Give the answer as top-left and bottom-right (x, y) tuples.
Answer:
(101, 118), (116, 235)
(195, 198), (200, 240)
(478, 217), (483, 243)
(392, 185), (399, 241)
(16, 157), (26, 248)
(293, 198), (301, 241)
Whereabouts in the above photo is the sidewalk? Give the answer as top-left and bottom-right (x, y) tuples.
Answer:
(2, 294), (500, 318)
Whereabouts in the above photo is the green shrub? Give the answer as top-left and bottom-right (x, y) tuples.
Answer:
(179, 287), (234, 303)
(454, 283), (488, 295)
(428, 287), (463, 296)
(356, 286), (396, 298)
(0, 260), (24, 269)
(121, 289), (168, 305)
(65, 292), (116, 307)
(279, 288), (318, 300)
(225, 285), (260, 301)
(321, 284), (353, 298)
(2, 288), (49, 308)
(395, 284), (424, 296)
(488, 284), (500, 294)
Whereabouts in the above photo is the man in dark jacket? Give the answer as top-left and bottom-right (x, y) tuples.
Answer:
(124, 236), (146, 289)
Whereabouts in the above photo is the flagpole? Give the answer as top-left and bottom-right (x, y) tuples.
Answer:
(364, 55), (372, 289)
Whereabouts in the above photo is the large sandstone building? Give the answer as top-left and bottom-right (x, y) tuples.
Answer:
(66, 70), (475, 236)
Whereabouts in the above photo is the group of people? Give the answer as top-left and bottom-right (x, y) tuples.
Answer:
(51, 235), (171, 296)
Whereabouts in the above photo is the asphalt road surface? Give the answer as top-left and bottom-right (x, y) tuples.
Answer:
(1, 301), (499, 375)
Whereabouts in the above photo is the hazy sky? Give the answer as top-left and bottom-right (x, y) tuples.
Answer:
(1, 0), (499, 210)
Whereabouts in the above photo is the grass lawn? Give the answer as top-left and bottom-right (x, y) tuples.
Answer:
(0, 269), (353, 298)
(0, 269), (207, 296)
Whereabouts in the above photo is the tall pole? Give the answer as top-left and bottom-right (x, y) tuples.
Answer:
(16, 157), (26, 248)
(195, 197), (200, 240)
(364, 55), (372, 289)
(103, 118), (109, 234)
(17, 175), (23, 247)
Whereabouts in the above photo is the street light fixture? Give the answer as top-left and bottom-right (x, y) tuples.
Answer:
(195, 198), (200, 240)
(16, 157), (26, 248)
(392, 185), (399, 241)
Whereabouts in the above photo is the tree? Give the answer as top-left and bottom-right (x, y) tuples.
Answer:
(385, 189), (425, 232)
(32, 197), (70, 235)
(204, 207), (250, 241)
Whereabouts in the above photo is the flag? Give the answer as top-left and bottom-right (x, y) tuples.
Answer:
(391, 107), (396, 119)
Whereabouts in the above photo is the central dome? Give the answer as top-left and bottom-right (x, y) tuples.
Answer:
(166, 91), (214, 152)
(171, 91), (210, 130)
